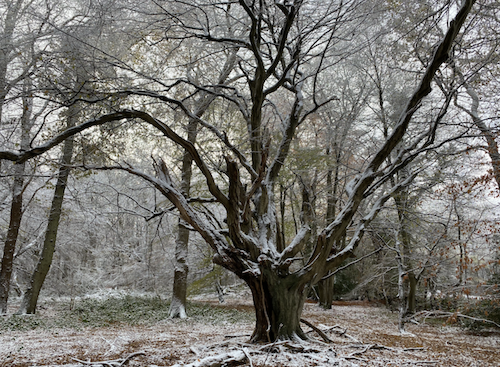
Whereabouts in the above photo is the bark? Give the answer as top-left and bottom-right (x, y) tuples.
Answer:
(317, 276), (334, 309)
(0, 163), (25, 314)
(169, 219), (190, 319)
(394, 187), (415, 330)
(407, 271), (417, 314)
(17, 108), (75, 314)
(0, 0), (23, 123)
(168, 127), (195, 318)
(246, 270), (307, 343)
(396, 248), (406, 333)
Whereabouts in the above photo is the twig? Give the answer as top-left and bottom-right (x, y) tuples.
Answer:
(242, 347), (253, 367)
(348, 343), (376, 357)
(225, 334), (251, 339)
(346, 343), (396, 358)
(401, 361), (439, 365)
(410, 310), (500, 328)
(170, 350), (247, 367)
(71, 352), (145, 367)
(119, 352), (146, 366)
(300, 318), (333, 343)
(263, 324), (283, 366)
(190, 346), (201, 356)
(344, 356), (370, 362)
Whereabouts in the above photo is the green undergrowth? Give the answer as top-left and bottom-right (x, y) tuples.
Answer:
(0, 294), (253, 332)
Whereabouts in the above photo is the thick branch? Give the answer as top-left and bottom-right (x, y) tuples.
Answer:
(0, 111), (135, 163)
(316, 0), (475, 262)
(0, 109), (230, 208)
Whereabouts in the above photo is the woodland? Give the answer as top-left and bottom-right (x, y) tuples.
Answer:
(0, 0), (500, 365)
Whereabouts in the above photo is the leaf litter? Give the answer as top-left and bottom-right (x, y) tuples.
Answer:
(0, 291), (498, 367)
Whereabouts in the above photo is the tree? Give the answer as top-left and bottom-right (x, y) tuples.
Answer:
(0, 0), (477, 341)
(169, 51), (238, 319)
(0, 78), (33, 313)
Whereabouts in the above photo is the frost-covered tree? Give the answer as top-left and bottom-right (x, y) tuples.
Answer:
(0, 0), (479, 342)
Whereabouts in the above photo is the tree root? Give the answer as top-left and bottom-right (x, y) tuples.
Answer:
(300, 318), (333, 343)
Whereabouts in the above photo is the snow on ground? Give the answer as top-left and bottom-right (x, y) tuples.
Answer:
(1, 292), (499, 367)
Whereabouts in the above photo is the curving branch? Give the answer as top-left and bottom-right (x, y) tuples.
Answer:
(0, 111), (136, 164)
(0, 109), (230, 208)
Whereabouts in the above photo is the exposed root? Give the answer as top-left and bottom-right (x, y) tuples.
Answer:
(300, 318), (333, 343)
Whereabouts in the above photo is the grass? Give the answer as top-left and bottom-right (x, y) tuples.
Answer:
(0, 294), (254, 332)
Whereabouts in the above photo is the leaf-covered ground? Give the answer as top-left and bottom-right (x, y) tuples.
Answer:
(0, 291), (498, 366)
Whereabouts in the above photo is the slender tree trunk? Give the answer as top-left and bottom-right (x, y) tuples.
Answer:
(0, 78), (31, 314)
(316, 147), (339, 309)
(397, 252), (406, 333)
(168, 219), (190, 318)
(317, 276), (334, 309)
(18, 110), (75, 314)
(0, 163), (25, 314)
(407, 271), (417, 314)
(168, 51), (237, 318)
(168, 112), (198, 319)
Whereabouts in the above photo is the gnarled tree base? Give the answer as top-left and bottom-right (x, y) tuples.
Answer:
(246, 271), (308, 343)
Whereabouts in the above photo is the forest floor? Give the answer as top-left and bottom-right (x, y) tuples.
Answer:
(0, 290), (499, 367)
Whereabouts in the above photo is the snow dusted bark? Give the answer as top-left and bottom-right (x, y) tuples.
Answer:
(169, 220), (189, 319)
(246, 270), (308, 342)
(396, 242), (406, 333)
(168, 121), (196, 319)
(171, 350), (247, 367)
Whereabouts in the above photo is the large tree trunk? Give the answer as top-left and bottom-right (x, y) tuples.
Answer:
(246, 271), (307, 343)
(17, 117), (74, 314)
